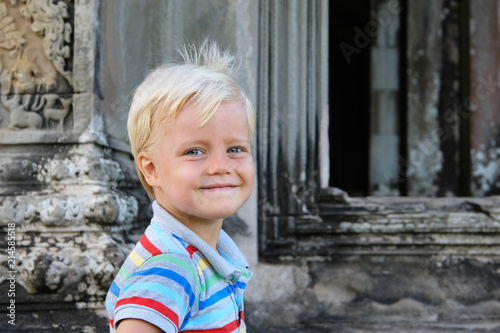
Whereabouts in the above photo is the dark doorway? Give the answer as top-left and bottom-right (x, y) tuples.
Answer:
(329, 1), (371, 196)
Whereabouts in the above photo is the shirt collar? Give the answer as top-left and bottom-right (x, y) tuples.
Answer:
(150, 201), (251, 281)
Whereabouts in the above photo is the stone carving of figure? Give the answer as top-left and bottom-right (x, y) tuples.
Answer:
(0, 1), (74, 132)
(20, 0), (72, 85)
(0, 2), (26, 51)
(33, 93), (71, 131)
(11, 48), (40, 94)
(0, 69), (42, 130)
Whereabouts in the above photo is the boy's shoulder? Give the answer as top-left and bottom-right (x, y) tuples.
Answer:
(135, 222), (199, 266)
(116, 222), (201, 281)
(106, 223), (205, 332)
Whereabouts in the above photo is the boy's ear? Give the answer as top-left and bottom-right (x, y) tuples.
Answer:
(137, 151), (159, 186)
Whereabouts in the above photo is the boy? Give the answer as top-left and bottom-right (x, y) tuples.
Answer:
(106, 40), (256, 333)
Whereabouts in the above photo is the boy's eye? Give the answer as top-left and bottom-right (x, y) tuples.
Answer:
(186, 148), (203, 155)
(228, 146), (243, 153)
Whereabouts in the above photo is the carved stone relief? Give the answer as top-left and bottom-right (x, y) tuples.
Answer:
(0, 153), (140, 304)
(0, 1), (146, 331)
(0, 0), (73, 132)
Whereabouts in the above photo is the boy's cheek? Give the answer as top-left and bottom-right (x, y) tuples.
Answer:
(243, 162), (256, 180)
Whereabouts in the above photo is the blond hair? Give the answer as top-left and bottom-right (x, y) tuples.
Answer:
(127, 40), (256, 198)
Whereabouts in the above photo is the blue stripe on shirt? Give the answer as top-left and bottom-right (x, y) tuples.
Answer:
(109, 281), (120, 297)
(180, 310), (192, 330)
(199, 286), (231, 310)
(172, 233), (187, 248)
(150, 223), (184, 253)
(187, 302), (237, 326)
(132, 267), (196, 307)
(105, 300), (116, 312)
(235, 281), (247, 290)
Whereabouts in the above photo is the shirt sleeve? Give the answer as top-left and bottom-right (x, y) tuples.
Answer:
(113, 253), (200, 332)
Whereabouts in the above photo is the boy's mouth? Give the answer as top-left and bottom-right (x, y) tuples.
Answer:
(200, 183), (238, 190)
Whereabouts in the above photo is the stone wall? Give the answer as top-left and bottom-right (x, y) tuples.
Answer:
(0, 1), (149, 331)
(0, 0), (259, 331)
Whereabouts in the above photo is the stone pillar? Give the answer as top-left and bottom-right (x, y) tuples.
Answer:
(406, 0), (445, 196)
(406, 0), (462, 196)
(470, 0), (500, 196)
(257, 0), (329, 257)
(0, 1), (147, 330)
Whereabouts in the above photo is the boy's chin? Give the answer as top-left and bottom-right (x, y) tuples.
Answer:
(206, 209), (240, 221)
(202, 200), (248, 218)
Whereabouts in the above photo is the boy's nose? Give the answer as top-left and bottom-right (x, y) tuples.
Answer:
(206, 151), (231, 175)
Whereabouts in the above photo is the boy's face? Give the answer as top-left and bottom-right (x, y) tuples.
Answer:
(141, 100), (254, 226)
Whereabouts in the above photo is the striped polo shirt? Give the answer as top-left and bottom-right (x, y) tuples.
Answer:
(106, 201), (252, 332)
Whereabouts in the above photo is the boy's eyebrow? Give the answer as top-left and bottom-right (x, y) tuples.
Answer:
(183, 137), (252, 145)
(177, 136), (252, 148)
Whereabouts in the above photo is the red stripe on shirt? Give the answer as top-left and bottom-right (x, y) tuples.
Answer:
(140, 235), (162, 256)
(116, 296), (179, 329)
(239, 311), (244, 322)
(182, 319), (239, 333)
(109, 318), (114, 328)
(186, 245), (198, 258)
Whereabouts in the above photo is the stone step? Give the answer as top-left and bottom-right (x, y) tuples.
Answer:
(258, 321), (500, 333)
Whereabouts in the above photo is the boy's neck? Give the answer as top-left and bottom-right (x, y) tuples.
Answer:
(181, 217), (223, 252)
(159, 204), (223, 251)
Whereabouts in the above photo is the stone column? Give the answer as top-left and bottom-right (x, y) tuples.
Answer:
(257, 0), (329, 257)
(0, 1), (147, 330)
(470, 0), (500, 196)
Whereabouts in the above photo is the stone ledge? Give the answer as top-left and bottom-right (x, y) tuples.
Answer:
(261, 195), (500, 260)
(0, 307), (108, 332)
(257, 321), (500, 333)
(0, 191), (138, 227)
